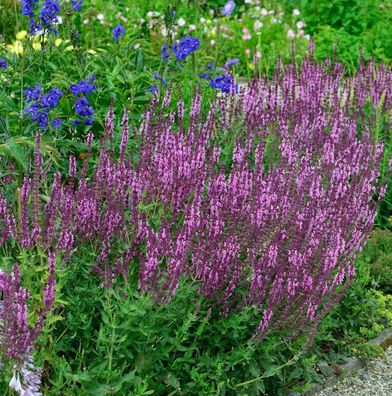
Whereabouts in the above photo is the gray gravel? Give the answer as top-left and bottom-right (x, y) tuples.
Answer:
(317, 347), (392, 396)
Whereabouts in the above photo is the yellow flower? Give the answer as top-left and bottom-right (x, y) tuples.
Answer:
(16, 30), (28, 40)
(54, 38), (63, 46)
(209, 29), (216, 38)
(7, 41), (23, 55)
(32, 42), (42, 51)
(31, 34), (47, 43)
(247, 63), (255, 71)
(65, 45), (74, 51)
(87, 49), (97, 55)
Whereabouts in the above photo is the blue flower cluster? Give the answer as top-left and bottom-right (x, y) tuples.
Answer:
(24, 84), (63, 130)
(0, 58), (7, 70)
(70, 76), (96, 126)
(40, 0), (60, 25)
(20, 0), (61, 35)
(71, 0), (82, 11)
(172, 36), (200, 61)
(20, 0), (38, 17)
(112, 25), (125, 41)
(199, 61), (238, 94)
(160, 36), (200, 63)
(210, 75), (238, 93)
(222, 0), (236, 16)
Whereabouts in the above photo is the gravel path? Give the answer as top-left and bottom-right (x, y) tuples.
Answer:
(317, 347), (392, 396)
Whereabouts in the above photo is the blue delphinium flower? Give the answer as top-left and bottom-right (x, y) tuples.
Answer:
(71, 0), (82, 11)
(0, 58), (7, 70)
(200, 73), (210, 79)
(39, 0), (61, 34)
(29, 18), (42, 35)
(172, 36), (200, 61)
(222, 0), (235, 16)
(41, 88), (62, 108)
(24, 84), (62, 130)
(75, 96), (94, 117)
(70, 76), (96, 126)
(20, 0), (42, 34)
(112, 24), (125, 41)
(161, 42), (171, 62)
(70, 76), (96, 96)
(25, 84), (42, 102)
(149, 85), (158, 93)
(51, 118), (62, 128)
(20, 0), (39, 17)
(224, 58), (239, 68)
(210, 75), (238, 93)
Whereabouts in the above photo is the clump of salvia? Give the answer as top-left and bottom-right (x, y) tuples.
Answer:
(0, 56), (391, 386)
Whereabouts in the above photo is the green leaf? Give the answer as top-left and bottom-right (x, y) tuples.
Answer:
(262, 365), (280, 378)
(163, 372), (180, 390)
(134, 49), (144, 72)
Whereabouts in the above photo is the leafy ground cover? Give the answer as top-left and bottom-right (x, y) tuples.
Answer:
(0, 1), (391, 395)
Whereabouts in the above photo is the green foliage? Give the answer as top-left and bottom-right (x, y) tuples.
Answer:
(358, 228), (392, 293)
(284, 0), (392, 69)
(315, 252), (392, 361)
(23, 251), (317, 395)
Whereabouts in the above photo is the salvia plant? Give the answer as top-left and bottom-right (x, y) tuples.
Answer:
(0, 53), (391, 394)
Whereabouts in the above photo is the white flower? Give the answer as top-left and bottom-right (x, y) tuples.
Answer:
(261, 8), (268, 16)
(188, 24), (196, 31)
(296, 21), (304, 29)
(253, 21), (263, 31)
(199, 17), (206, 23)
(54, 16), (63, 25)
(304, 34), (311, 40)
(210, 39), (216, 46)
(140, 18), (145, 24)
(161, 27), (168, 37)
(287, 29), (295, 39)
(83, 19), (89, 25)
(9, 370), (23, 393)
(177, 17), (186, 27)
(293, 9), (300, 15)
(297, 30), (304, 37)
(255, 6), (260, 11)
(244, 0), (253, 3)
(146, 11), (153, 18)
(97, 13), (104, 21)
(268, 10), (275, 15)
(134, 43), (140, 49)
